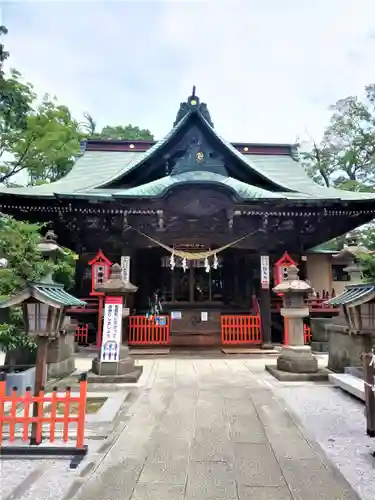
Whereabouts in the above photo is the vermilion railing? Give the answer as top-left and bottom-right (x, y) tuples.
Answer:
(304, 324), (312, 344)
(221, 315), (262, 344)
(272, 290), (338, 313)
(128, 315), (170, 345)
(75, 324), (89, 345)
(0, 372), (88, 462)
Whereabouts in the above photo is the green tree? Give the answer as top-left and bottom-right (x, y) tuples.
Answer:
(358, 252), (375, 282)
(91, 123), (154, 141)
(1, 90), (83, 186)
(100, 124), (154, 140)
(81, 112), (97, 136)
(0, 26), (83, 186)
(0, 26), (33, 132)
(302, 86), (375, 192)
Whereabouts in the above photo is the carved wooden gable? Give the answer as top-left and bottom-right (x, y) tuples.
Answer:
(170, 125), (228, 177)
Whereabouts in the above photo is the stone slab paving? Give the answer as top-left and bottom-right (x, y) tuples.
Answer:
(67, 358), (360, 500)
(266, 376), (375, 500)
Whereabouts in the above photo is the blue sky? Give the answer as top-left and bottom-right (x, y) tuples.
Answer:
(2, 0), (375, 144)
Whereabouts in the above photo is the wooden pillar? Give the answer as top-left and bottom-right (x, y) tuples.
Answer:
(363, 350), (375, 437)
(171, 268), (175, 302)
(260, 287), (272, 348)
(259, 254), (273, 349)
(233, 252), (239, 299)
(189, 267), (195, 302)
(30, 336), (49, 445)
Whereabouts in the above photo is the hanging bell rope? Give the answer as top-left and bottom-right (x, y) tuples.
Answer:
(128, 226), (261, 260)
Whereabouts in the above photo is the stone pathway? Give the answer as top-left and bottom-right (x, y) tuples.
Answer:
(69, 358), (359, 500)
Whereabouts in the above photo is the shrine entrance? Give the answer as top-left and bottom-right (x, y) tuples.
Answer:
(128, 248), (262, 347)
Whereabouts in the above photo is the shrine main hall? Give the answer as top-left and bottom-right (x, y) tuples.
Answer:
(1, 89), (375, 348)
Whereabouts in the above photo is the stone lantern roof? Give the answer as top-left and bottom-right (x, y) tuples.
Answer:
(272, 265), (313, 294)
(95, 263), (138, 295)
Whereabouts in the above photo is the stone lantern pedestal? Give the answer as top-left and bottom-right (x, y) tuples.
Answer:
(88, 263), (143, 383)
(266, 266), (328, 381)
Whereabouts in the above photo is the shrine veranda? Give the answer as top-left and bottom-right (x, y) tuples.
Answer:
(1, 90), (375, 347)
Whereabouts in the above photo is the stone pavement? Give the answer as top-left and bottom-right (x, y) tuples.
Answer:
(69, 358), (359, 500)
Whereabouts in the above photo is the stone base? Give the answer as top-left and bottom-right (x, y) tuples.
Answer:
(91, 355), (136, 376)
(47, 357), (75, 379)
(311, 341), (329, 353)
(87, 365), (143, 383)
(260, 343), (274, 350)
(266, 364), (329, 381)
(90, 345), (143, 383)
(276, 345), (318, 373)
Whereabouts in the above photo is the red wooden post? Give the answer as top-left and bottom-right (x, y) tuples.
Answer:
(0, 373), (6, 446)
(76, 372), (88, 449)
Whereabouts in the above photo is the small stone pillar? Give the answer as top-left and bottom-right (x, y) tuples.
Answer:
(274, 265), (318, 373)
(90, 263), (142, 382)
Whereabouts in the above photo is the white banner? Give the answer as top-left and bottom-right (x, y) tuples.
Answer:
(121, 256), (131, 282)
(100, 296), (123, 362)
(260, 255), (270, 289)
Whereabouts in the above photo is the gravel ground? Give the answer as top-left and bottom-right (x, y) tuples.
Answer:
(274, 382), (375, 500)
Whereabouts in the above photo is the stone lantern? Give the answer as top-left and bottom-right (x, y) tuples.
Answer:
(89, 263), (142, 382)
(266, 265), (319, 378)
(334, 238), (373, 284)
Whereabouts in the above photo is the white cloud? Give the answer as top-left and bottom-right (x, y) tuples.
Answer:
(2, 0), (375, 143)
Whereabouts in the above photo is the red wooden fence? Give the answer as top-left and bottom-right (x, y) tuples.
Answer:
(0, 372), (87, 457)
(221, 315), (262, 344)
(128, 315), (170, 345)
(75, 324), (89, 345)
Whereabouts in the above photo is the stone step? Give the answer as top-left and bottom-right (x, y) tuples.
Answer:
(328, 372), (365, 401)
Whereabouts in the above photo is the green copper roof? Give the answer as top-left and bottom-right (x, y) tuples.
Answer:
(110, 171), (286, 199)
(0, 282), (86, 309)
(1, 94), (375, 203)
(325, 284), (375, 307)
(33, 284), (86, 307)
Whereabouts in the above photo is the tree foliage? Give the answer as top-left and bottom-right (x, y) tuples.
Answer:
(0, 26), (83, 186)
(358, 252), (375, 282)
(302, 86), (375, 192)
(0, 80), (83, 186)
(98, 124), (154, 141)
(302, 84), (375, 251)
(0, 26), (32, 132)
(81, 114), (154, 141)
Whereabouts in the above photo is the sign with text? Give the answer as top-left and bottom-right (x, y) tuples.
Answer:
(171, 311), (182, 320)
(100, 296), (123, 362)
(260, 255), (270, 289)
(121, 256), (131, 282)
